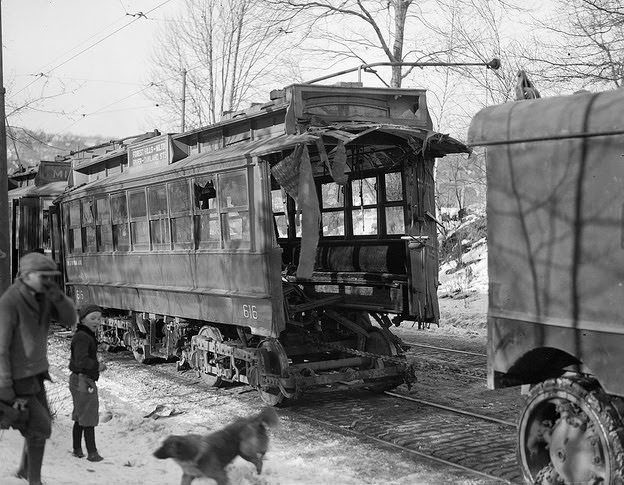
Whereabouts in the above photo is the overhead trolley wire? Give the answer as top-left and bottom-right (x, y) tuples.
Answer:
(8, 0), (175, 101)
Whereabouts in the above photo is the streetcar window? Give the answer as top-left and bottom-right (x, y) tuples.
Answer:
(111, 193), (129, 251)
(271, 189), (288, 238)
(150, 218), (170, 249)
(351, 177), (378, 236)
(168, 180), (193, 249)
(148, 185), (170, 250)
(95, 197), (113, 252)
(169, 180), (191, 213)
(219, 171), (250, 248)
(194, 175), (220, 249)
(42, 210), (50, 251)
(353, 208), (377, 235)
(128, 189), (149, 251)
(383, 172), (405, 235)
(221, 212), (250, 244)
(193, 177), (216, 211)
(351, 177), (377, 206)
(81, 198), (96, 253)
(386, 206), (405, 234)
(196, 212), (221, 247)
(148, 185), (168, 216)
(322, 183), (344, 209)
(321, 182), (345, 236)
(322, 211), (345, 236)
(219, 172), (247, 209)
(68, 200), (82, 254)
(69, 201), (80, 227)
(81, 199), (95, 225)
(171, 216), (193, 249)
(385, 172), (403, 201)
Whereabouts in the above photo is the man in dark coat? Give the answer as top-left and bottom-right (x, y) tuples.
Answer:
(0, 252), (76, 485)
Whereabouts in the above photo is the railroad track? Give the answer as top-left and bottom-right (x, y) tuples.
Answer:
(403, 340), (488, 380)
(288, 388), (520, 484)
(53, 333), (522, 483)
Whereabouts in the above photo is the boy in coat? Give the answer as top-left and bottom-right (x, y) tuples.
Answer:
(0, 252), (76, 485)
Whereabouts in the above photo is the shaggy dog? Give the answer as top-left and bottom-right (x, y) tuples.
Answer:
(153, 407), (279, 485)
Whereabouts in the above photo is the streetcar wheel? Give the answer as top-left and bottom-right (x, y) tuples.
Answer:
(257, 339), (289, 406)
(362, 329), (404, 392)
(133, 346), (147, 364)
(518, 376), (624, 484)
(196, 326), (225, 388)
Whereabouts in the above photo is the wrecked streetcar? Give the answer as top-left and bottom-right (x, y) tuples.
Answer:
(47, 82), (467, 405)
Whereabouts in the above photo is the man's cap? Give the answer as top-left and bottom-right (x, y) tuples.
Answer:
(78, 304), (102, 321)
(19, 252), (61, 276)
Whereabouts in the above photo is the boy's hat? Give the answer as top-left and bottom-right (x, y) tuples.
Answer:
(19, 252), (61, 276)
(78, 304), (102, 321)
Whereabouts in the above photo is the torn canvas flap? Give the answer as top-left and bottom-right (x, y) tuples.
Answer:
(270, 144), (320, 279)
(296, 145), (320, 279)
(270, 144), (304, 200)
(316, 138), (346, 186)
(330, 140), (348, 185)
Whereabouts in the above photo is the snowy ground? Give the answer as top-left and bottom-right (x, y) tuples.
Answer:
(0, 294), (489, 485)
(0, 243), (490, 485)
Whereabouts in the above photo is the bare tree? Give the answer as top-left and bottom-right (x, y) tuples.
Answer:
(148, 0), (296, 130)
(529, 0), (624, 89)
(263, 0), (458, 87)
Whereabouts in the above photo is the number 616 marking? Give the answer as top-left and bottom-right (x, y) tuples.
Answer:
(242, 304), (258, 319)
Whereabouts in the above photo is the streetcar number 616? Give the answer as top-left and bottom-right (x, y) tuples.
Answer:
(242, 304), (258, 319)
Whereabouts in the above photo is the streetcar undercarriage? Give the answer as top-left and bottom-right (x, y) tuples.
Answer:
(98, 282), (413, 406)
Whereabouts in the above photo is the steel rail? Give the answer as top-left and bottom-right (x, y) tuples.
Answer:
(384, 391), (516, 428)
(295, 412), (513, 484)
(403, 341), (486, 358)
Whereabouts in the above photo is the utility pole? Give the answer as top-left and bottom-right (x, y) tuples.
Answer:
(0, 3), (9, 293)
(181, 69), (187, 133)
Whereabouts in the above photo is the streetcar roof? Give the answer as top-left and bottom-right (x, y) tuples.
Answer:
(64, 124), (467, 197)
(8, 181), (67, 199)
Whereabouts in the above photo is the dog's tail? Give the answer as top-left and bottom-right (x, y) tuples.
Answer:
(258, 407), (279, 428)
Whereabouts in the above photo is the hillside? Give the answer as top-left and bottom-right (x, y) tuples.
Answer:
(7, 129), (111, 173)
(438, 208), (488, 297)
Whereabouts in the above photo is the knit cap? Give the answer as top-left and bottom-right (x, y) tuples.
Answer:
(19, 252), (61, 275)
(78, 304), (102, 321)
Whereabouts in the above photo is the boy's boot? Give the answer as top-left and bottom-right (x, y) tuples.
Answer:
(26, 438), (45, 485)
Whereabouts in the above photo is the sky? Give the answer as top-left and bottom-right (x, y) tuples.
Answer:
(3, 0), (182, 138)
(2, 0), (549, 141)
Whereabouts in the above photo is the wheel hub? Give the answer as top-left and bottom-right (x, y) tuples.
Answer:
(548, 403), (605, 484)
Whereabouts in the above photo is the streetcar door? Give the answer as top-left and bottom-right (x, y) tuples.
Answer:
(405, 157), (439, 324)
(18, 197), (41, 255)
(10, 199), (19, 280)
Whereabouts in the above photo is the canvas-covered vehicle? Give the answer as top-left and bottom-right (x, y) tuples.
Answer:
(468, 89), (624, 484)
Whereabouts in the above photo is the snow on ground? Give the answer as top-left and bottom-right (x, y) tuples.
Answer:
(0, 324), (488, 485)
(0, 223), (491, 485)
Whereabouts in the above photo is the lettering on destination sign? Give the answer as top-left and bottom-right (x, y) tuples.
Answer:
(128, 135), (171, 168)
(34, 161), (72, 186)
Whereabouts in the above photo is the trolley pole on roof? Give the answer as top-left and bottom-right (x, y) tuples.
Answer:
(0, 3), (10, 294)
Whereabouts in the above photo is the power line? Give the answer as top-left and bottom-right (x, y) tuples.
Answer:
(9, 0), (175, 100)
(58, 83), (155, 133)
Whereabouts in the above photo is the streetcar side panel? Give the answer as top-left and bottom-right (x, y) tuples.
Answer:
(62, 157), (285, 338)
